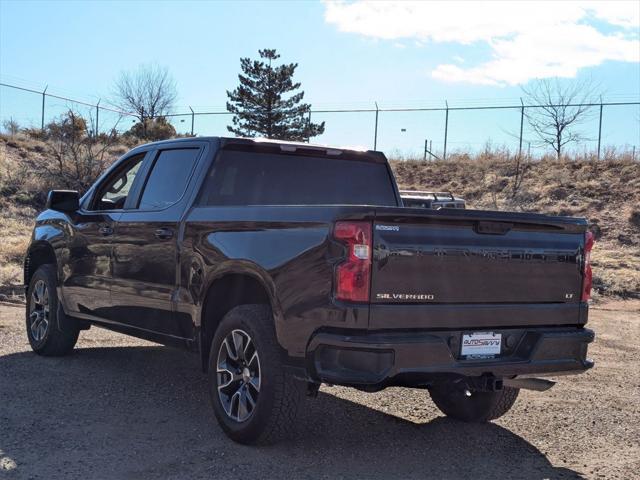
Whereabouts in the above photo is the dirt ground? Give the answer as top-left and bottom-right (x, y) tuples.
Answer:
(1, 300), (638, 480)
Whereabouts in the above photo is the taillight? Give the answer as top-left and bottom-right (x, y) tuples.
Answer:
(581, 231), (595, 301)
(334, 221), (372, 302)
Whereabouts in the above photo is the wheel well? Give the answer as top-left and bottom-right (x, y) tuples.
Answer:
(24, 243), (57, 286)
(200, 274), (271, 372)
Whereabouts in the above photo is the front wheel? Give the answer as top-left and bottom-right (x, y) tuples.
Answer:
(26, 265), (79, 356)
(429, 383), (519, 422)
(208, 304), (304, 445)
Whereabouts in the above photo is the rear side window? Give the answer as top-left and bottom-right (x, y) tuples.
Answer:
(198, 151), (398, 206)
(138, 148), (199, 210)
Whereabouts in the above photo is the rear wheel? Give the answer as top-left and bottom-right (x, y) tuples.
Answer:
(208, 304), (303, 444)
(26, 265), (79, 356)
(429, 383), (519, 422)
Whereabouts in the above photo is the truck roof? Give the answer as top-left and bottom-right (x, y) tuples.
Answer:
(137, 136), (388, 164)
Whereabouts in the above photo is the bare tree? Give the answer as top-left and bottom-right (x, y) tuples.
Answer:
(113, 64), (177, 122)
(522, 78), (598, 159)
(2, 117), (20, 136)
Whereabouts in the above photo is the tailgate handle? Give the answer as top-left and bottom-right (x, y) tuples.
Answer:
(475, 221), (513, 235)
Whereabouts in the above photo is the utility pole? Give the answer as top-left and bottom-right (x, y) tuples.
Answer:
(189, 106), (195, 136)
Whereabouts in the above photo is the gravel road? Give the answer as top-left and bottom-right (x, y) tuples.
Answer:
(1, 300), (638, 480)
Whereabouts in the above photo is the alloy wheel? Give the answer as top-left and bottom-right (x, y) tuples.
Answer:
(29, 280), (50, 342)
(216, 329), (261, 422)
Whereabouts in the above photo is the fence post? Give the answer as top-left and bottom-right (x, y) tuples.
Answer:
(597, 97), (603, 160)
(374, 102), (379, 150)
(41, 85), (48, 130)
(443, 100), (449, 160)
(423, 139), (428, 161)
(189, 106), (195, 136)
(95, 99), (100, 137)
(519, 98), (524, 157)
(141, 107), (146, 138)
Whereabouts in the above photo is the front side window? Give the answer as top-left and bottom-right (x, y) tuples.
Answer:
(93, 154), (145, 211)
(137, 148), (199, 210)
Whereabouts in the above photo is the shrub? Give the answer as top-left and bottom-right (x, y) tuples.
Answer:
(15, 111), (123, 195)
(21, 128), (47, 141)
(125, 116), (176, 141)
(46, 111), (87, 141)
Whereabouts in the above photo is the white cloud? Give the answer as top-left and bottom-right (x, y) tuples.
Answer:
(323, 0), (640, 86)
(584, 1), (640, 29)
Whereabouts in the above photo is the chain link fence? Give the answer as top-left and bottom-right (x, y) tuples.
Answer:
(1, 81), (638, 159)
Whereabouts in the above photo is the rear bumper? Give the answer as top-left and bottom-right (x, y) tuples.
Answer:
(307, 327), (594, 387)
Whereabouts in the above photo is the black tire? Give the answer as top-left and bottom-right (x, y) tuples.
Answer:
(25, 264), (79, 356)
(208, 304), (304, 445)
(429, 383), (519, 422)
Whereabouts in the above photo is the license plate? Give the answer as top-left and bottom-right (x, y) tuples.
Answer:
(461, 332), (502, 358)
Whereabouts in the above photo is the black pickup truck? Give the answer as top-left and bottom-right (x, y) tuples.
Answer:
(24, 137), (595, 444)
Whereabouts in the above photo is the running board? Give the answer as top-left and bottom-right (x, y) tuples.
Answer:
(503, 378), (556, 391)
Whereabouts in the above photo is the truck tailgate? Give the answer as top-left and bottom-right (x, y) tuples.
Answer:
(371, 208), (587, 307)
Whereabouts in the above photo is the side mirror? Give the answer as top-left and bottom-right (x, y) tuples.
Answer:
(46, 190), (80, 213)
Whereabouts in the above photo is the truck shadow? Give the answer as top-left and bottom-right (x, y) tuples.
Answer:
(0, 345), (585, 479)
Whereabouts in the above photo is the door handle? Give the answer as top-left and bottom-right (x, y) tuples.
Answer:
(99, 226), (113, 236)
(154, 228), (174, 240)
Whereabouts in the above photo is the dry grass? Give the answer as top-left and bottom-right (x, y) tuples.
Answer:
(0, 213), (32, 287)
(0, 195), (35, 288)
(1, 135), (638, 299)
(391, 153), (640, 298)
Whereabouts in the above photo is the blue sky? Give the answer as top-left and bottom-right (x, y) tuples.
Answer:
(1, 0), (639, 157)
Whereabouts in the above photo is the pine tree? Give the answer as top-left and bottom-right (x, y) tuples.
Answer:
(226, 49), (325, 141)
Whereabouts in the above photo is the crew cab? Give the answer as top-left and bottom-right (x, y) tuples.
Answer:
(24, 137), (595, 444)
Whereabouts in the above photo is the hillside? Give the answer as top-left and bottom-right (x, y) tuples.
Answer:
(391, 156), (640, 298)
(1, 134), (639, 300)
